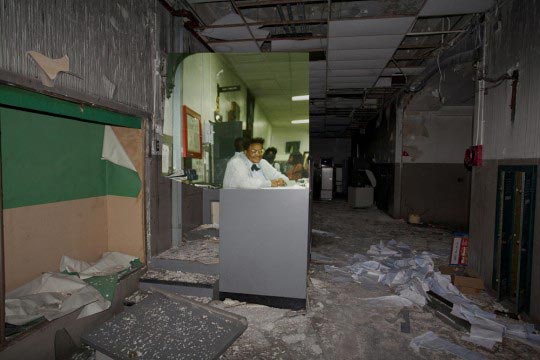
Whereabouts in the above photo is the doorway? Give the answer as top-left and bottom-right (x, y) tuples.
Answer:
(493, 165), (536, 314)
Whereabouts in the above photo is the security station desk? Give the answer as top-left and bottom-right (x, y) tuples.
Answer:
(219, 187), (309, 309)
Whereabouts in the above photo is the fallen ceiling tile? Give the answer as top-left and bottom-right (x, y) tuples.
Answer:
(327, 48), (395, 61)
(202, 13), (269, 41)
(329, 17), (415, 37)
(419, 0), (494, 17)
(328, 35), (404, 50)
(272, 38), (327, 51)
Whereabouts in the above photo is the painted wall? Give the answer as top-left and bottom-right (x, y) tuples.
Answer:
(399, 107), (473, 229)
(310, 138), (351, 165)
(253, 101), (272, 143)
(170, 53), (273, 173)
(360, 101), (400, 216)
(0, 0), (181, 283)
(402, 108), (473, 164)
(469, 0), (540, 320)
(1, 108), (145, 291)
(271, 126), (310, 162)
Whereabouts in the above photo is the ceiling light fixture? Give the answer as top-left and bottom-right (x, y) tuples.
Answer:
(291, 119), (309, 124)
(292, 95), (309, 101)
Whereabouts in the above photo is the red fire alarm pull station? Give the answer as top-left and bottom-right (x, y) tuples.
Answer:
(464, 145), (483, 170)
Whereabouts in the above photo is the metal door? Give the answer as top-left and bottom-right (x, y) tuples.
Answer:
(493, 166), (536, 313)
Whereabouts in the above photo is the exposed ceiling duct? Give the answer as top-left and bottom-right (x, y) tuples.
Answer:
(164, 0), (496, 137)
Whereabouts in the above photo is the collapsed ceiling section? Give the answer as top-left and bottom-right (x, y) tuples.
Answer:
(170, 0), (494, 137)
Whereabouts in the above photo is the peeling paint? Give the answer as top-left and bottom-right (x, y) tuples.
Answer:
(0, 0), (165, 113)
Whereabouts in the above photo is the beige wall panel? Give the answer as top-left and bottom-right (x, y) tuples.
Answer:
(108, 126), (145, 261)
(106, 195), (145, 261)
(3, 197), (108, 292)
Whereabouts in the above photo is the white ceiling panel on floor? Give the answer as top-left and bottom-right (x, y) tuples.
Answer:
(211, 41), (260, 52)
(329, 17), (415, 37)
(420, 0), (494, 17)
(327, 48), (395, 61)
(328, 68), (382, 77)
(202, 13), (269, 41)
(328, 59), (388, 69)
(381, 67), (425, 76)
(272, 38), (327, 51)
(328, 35), (404, 50)
(375, 78), (392, 87)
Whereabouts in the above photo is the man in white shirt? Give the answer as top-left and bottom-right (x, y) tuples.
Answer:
(223, 137), (288, 188)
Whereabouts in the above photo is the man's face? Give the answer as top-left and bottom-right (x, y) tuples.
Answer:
(246, 143), (263, 163)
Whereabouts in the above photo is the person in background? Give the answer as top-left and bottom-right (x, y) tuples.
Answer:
(286, 152), (305, 180)
(223, 137), (288, 188)
(263, 147), (281, 172)
(233, 137), (245, 157)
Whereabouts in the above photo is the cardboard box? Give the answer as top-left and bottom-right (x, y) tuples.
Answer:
(450, 233), (469, 265)
(454, 275), (484, 295)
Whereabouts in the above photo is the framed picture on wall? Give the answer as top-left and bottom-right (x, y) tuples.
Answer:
(285, 141), (300, 154)
(182, 105), (203, 159)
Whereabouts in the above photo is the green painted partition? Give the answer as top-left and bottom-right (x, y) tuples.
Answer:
(0, 107), (141, 209)
(0, 84), (141, 129)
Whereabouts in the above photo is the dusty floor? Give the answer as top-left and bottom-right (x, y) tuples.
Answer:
(156, 227), (219, 265)
(215, 200), (540, 360)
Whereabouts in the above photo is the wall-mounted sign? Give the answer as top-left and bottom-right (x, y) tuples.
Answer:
(182, 105), (202, 159)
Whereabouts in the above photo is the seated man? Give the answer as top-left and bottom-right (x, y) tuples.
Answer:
(223, 137), (288, 188)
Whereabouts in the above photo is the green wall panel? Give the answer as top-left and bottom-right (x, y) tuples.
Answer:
(1, 108), (141, 209)
(106, 162), (142, 198)
(0, 84), (141, 129)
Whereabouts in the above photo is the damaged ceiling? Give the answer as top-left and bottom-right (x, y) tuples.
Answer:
(166, 0), (494, 137)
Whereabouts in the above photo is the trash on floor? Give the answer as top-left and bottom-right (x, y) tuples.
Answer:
(323, 238), (540, 351)
(5, 252), (142, 326)
(60, 251), (139, 279)
(5, 273), (106, 325)
(312, 229), (341, 238)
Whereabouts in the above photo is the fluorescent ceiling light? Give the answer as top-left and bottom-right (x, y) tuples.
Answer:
(292, 95), (309, 101)
(291, 119), (309, 124)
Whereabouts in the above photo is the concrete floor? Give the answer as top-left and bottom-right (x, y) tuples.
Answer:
(218, 200), (540, 360)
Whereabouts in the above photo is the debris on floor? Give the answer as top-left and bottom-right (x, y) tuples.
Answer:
(141, 268), (218, 285)
(5, 251), (142, 329)
(312, 229), (341, 238)
(410, 331), (484, 360)
(82, 292), (247, 359)
(156, 234), (219, 265)
(193, 223), (220, 231)
(307, 202), (540, 359)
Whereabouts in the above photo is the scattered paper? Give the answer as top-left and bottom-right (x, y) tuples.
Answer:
(61, 252), (137, 279)
(5, 273), (105, 325)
